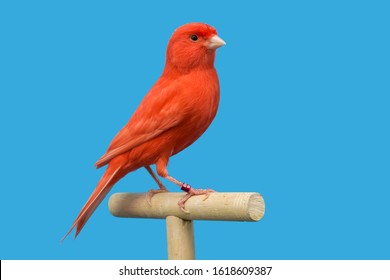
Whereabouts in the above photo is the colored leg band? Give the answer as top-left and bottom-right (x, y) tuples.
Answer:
(181, 183), (191, 192)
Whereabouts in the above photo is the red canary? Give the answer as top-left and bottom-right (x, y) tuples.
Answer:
(63, 22), (225, 240)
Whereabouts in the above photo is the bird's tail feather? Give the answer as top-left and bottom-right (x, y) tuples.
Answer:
(61, 166), (122, 242)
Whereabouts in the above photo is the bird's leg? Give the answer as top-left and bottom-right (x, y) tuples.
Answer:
(155, 157), (214, 213)
(145, 165), (168, 205)
(165, 175), (215, 213)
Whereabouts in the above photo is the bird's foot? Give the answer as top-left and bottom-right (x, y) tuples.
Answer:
(178, 184), (215, 213)
(146, 187), (168, 206)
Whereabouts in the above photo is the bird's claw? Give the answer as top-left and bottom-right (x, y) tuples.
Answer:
(146, 188), (168, 206)
(178, 188), (215, 213)
(180, 205), (191, 214)
(202, 189), (215, 201)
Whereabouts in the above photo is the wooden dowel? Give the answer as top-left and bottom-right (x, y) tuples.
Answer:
(108, 192), (265, 221)
(166, 216), (195, 260)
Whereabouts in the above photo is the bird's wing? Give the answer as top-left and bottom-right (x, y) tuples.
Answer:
(95, 80), (186, 168)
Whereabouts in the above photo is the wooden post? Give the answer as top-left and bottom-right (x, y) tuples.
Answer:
(166, 216), (195, 260)
(108, 192), (265, 259)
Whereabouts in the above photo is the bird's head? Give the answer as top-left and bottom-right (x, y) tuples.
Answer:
(165, 23), (225, 72)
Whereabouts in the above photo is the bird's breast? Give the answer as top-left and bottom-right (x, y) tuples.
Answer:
(170, 69), (220, 155)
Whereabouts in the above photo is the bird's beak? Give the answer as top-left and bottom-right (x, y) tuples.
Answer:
(207, 35), (226, 50)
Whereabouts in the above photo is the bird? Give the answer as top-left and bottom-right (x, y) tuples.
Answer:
(62, 22), (225, 240)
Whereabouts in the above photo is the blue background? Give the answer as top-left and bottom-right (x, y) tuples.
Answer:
(1, 0), (389, 260)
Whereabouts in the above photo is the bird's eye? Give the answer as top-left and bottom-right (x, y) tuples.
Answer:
(190, 34), (198, 41)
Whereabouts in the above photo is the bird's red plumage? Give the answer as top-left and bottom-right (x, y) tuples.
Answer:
(63, 22), (224, 240)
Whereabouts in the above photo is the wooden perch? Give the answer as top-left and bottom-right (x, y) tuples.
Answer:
(108, 192), (265, 221)
(108, 192), (265, 260)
